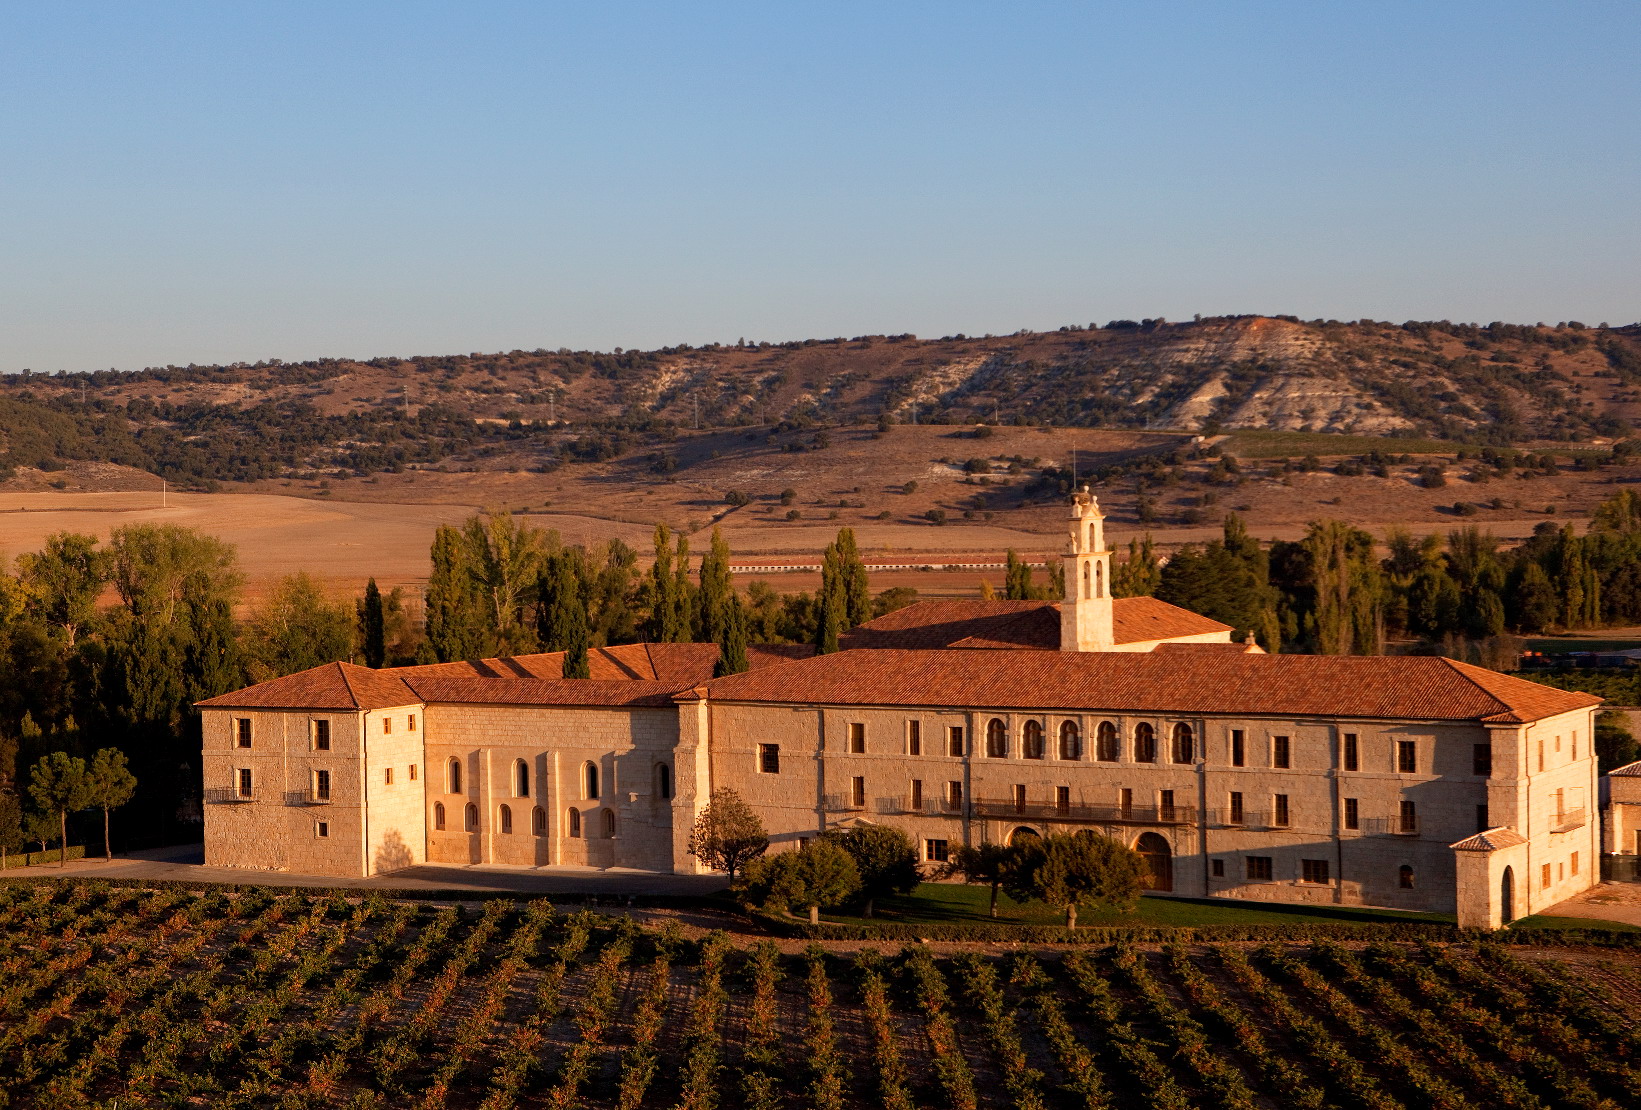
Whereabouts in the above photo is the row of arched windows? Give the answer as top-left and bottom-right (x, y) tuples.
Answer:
(982, 719), (1194, 763)
(442, 758), (673, 801)
(432, 801), (616, 838)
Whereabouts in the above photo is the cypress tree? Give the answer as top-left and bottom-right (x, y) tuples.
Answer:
(425, 525), (487, 662)
(715, 594), (750, 676)
(1004, 550), (1034, 600)
(646, 524), (676, 642)
(835, 527), (871, 627)
(538, 552), (591, 678)
(698, 528), (734, 643)
(814, 547), (844, 654)
(360, 578), (386, 668)
(672, 533), (696, 643)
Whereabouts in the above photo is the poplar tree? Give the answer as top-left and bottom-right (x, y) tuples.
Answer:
(814, 546), (845, 655)
(359, 578), (386, 668)
(1004, 550), (1035, 600)
(834, 527), (871, 627)
(464, 512), (546, 654)
(248, 572), (355, 679)
(672, 532), (696, 643)
(538, 551), (591, 678)
(425, 525), (488, 662)
(645, 524), (676, 642)
(698, 528), (734, 643)
(1112, 535), (1162, 597)
(715, 594), (750, 676)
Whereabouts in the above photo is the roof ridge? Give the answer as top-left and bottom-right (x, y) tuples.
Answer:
(331, 661), (365, 710)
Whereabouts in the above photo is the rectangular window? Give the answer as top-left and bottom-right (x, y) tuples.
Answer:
(1554, 787), (1565, 819)
(1301, 859), (1330, 884)
(1571, 731), (1577, 760)
(1342, 733), (1359, 771)
(850, 776), (866, 808)
(1272, 736), (1291, 769)
(1247, 856), (1273, 881)
(925, 838), (949, 863)
(1211, 858), (1225, 878)
(409, 764), (418, 781)
(1344, 797), (1359, 830)
(848, 722), (866, 754)
(408, 714), (416, 731)
(945, 781), (963, 811)
(1273, 794), (1289, 827)
(1119, 787), (1133, 820)
(1229, 791), (1244, 824)
(947, 726), (965, 758)
(1473, 743), (1492, 777)
(383, 717), (392, 735)
(237, 767), (253, 799)
(1230, 729), (1245, 767)
(1541, 863), (1552, 890)
(1397, 740), (1417, 774)
(1476, 804), (1489, 832)
(236, 719), (252, 748)
(1399, 799), (1417, 834)
(1537, 739), (1544, 773)
(907, 720), (921, 756)
(313, 769), (331, 802)
(1572, 851), (1580, 876)
(312, 720), (330, 751)
(758, 744), (780, 774)
(1056, 785), (1071, 813)
(1012, 784), (1027, 813)
(316, 821), (329, 838)
(1159, 789), (1176, 822)
(909, 779), (923, 811)
(384, 767), (394, 786)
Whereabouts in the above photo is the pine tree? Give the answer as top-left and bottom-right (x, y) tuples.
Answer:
(85, 748), (137, 859)
(28, 751), (91, 866)
(360, 578), (386, 668)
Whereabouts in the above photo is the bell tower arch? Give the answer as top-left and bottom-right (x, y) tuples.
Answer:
(1060, 487), (1115, 651)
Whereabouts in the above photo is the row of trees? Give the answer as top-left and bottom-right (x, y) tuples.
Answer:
(0, 748), (135, 865)
(687, 787), (1147, 928)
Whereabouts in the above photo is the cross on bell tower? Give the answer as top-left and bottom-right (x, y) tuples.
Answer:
(1060, 486), (1115, 651)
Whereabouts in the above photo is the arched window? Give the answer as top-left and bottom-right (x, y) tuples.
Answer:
(656, 763), (672, 800)
(433, 801), (446, 831)
(1059, 721), (1081, 761)
(584, 761), (600, 800)
(985, 718), (1009, 758)
(1023, 720), (1045, 760)
(464, 802), (478, 832)
(532, 805), (547, 836)
(602, 809), (616, 838)
(499, 804), (513, 834)
(448, 758), (462, 795)
(1094, 561), (1104, 598)
(1082, 562), (1091, 598)
(568, 808), (581, 838)
(1086, 521), (1095, 550)
(1399, 865), (1415, 890)
(1134, 723), (1156, 764)
(1171, 722), (1194, 764)
(515, 759), (529, 798)
(1096, 721), (1119, 762)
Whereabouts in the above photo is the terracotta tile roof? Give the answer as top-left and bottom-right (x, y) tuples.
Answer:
(197, 641), (809, 712)
(1450, 827), (1529, 852)
(402, 677), (689, 708)
(195, 662), (420, 711)
(702, 649), (1601, 725)
(1152, 640), (1261, 655)
(1608, 760), (1641, 778)
(840, 597), (1230, 651)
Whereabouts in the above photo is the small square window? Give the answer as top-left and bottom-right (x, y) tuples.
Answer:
(1210, 858), (1225, 877)
(925, 838), (949, 863)
(313, 719), (330, 751)
(1301, 859), (1330, 884)
(236, 719), (252, 748)
(1247, 856), (1272, 881)
(316, 821), (329, 838)
(758, 744), (780, 774)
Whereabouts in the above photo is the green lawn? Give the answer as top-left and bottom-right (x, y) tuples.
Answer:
(1219, 430), (1464, 459)
(818, 882), (1454, 929)
(1509, 914), (1641, 933)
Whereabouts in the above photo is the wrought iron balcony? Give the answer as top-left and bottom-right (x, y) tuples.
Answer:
(822, 793), (867, 812)
(285, 790), (333, 807)
(969, 799), (1197, 826)
(203, 786), (257, 805)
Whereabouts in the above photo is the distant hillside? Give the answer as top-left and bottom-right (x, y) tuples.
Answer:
(3, 316), (1640, 485)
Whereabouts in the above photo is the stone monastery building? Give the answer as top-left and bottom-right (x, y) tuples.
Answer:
(200, 491), (1601, 928)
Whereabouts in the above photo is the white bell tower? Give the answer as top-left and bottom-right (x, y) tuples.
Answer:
(1060, 486), (1115, 652)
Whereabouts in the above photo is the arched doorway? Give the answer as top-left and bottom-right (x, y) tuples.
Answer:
(1136, 832), (1173, 892)
(1009, 826), (1040, 846)
(1501, 865), (1515, 924)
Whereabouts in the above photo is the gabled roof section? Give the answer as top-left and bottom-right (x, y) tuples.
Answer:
(1450, 827), (1530, 852)
(1606, 760), (1641, 778)
(840, 597), (1231, 652)
(402, 677), (687, 708)
(195, 662), (420, 711)
(702, 649), (1600, 724)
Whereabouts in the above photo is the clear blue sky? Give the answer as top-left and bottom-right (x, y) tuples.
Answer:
(2, 2), (1636, 373)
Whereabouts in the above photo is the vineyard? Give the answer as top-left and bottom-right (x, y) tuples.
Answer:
(2, 883), (1640, 1109)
